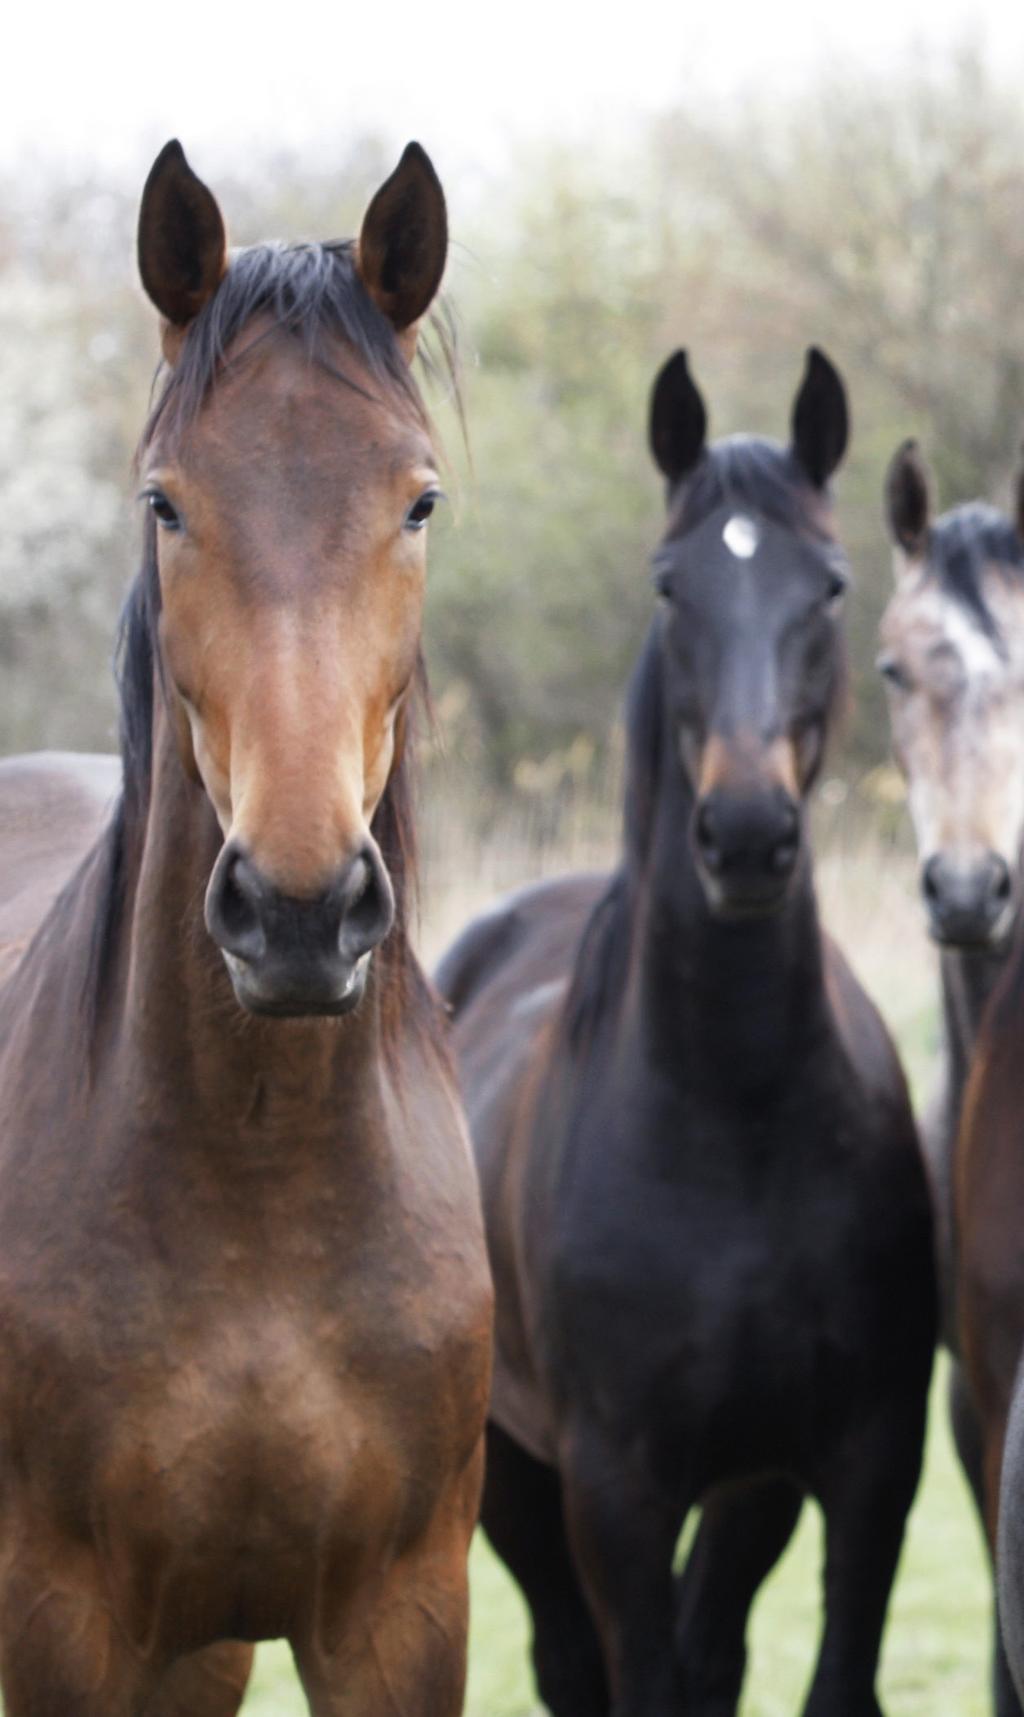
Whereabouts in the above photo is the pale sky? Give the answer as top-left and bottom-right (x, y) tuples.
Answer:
(2, 0), (1022, 193)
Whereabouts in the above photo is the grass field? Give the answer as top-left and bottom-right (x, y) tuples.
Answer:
(243, 1358), (993, 1713)
(154, 800), (1013, 1711)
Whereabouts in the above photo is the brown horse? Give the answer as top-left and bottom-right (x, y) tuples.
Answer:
(882, 442), (1024, 1714)
(944, 455), (1024, 1717)
(437, 351), (935, 1717)
(0, 143), (491, 1717)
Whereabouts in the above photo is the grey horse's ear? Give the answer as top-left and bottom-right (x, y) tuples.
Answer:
(138, 140), (227, 328)
(885, 439), (933, 558)
(649, 350), (707, 486)
(356, 143), (447, 345)
(791, 347), (849, 487)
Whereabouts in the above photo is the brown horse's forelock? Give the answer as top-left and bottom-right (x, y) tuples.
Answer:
(140, 237), (456, 449)
(82, 240), (458, 1052)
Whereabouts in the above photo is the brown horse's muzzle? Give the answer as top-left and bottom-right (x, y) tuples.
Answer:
(204, 838), (395, 1016)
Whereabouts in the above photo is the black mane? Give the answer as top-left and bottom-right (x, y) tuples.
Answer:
(669, 435), (829, 539)
(928, 501), (1024, 644)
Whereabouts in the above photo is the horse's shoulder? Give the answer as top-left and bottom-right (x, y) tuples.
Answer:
(434, 872), (607, 1019)
(822, 931), (913, 1121)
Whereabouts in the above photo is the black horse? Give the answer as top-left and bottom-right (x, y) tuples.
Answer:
(436, 349), (936, 1716)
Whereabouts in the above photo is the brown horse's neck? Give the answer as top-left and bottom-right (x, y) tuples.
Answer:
(111, 701), (389, 1140)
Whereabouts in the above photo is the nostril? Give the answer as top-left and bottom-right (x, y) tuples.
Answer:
(206, 848), (267, 964)
(922, 859), (941, 905)
(695, 803), (723, 872)
(992, 861), (1013, 904)
(772, 838), (798, 875)
(337, 846), (395, 961)
(771, 801), (800, 874)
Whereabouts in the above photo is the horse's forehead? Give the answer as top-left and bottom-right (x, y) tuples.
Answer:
(173, 331), (431, 477)
(885, 572), (1024, 688)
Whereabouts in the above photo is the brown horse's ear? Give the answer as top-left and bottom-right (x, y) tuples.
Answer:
(791, 347), (849, 487)
(885, 439), (933, 559)
(137, 141), (227, 333)
(356, 143), (447, 348)
(649, 350), (707, 487)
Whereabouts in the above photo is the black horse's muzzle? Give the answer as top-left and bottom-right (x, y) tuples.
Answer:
(693, 786), (801, 916)
(205, 840), (395, 1016)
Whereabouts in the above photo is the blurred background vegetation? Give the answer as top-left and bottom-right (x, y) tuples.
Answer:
(3, 48), (1024, 832)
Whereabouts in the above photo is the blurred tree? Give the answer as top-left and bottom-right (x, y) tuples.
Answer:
(2, 60), (1023, 804)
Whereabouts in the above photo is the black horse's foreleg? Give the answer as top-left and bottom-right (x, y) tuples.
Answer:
(561, 1427), (686, 1716)
(480, 1421), (610, 1717)
(803, 1397), (926, 1717)
(673, 1476), (804, 1715)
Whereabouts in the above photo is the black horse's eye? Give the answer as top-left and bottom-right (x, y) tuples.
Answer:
(146, 490), (181, 531)
(405, 490), (440, 531)
(651, 553), (675, 600)
(825, 570), (847, 611)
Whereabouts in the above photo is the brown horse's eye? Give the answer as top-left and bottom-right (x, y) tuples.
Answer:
(405, 491), (440, 531)
(146, 490), (182, 531)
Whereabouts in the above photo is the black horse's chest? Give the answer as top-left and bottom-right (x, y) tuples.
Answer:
(536, 1062), (900, 1488)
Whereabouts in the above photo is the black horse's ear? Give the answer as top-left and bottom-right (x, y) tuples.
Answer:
(885, 439), (933, 557)
(137, 140), (227, 327)
(356, 142), (447, 338)
(1014, 443), (1024, 544)
(649, 350), (707, 485)
(791, 347), (849, 487)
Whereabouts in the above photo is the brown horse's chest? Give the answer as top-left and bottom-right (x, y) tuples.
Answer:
(0, 1188), (490, 1652)
(84, 1308), (431, 1641)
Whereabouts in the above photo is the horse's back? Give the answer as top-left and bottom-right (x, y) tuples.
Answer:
(0, 752), (119, 985)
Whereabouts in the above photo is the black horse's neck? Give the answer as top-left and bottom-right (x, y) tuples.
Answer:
(622, 717), (829, 1097)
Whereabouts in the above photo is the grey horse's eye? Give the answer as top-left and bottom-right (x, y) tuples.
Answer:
(877, 654), (911, 691)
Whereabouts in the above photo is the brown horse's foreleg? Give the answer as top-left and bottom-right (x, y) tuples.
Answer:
(144, 1643), (254, 1717)
(975, 1410), (1024, 1717)
(0, 1551), (149, 1717)
(293, 1462), (481, 1717)
(295, 1559), (471, 1717)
